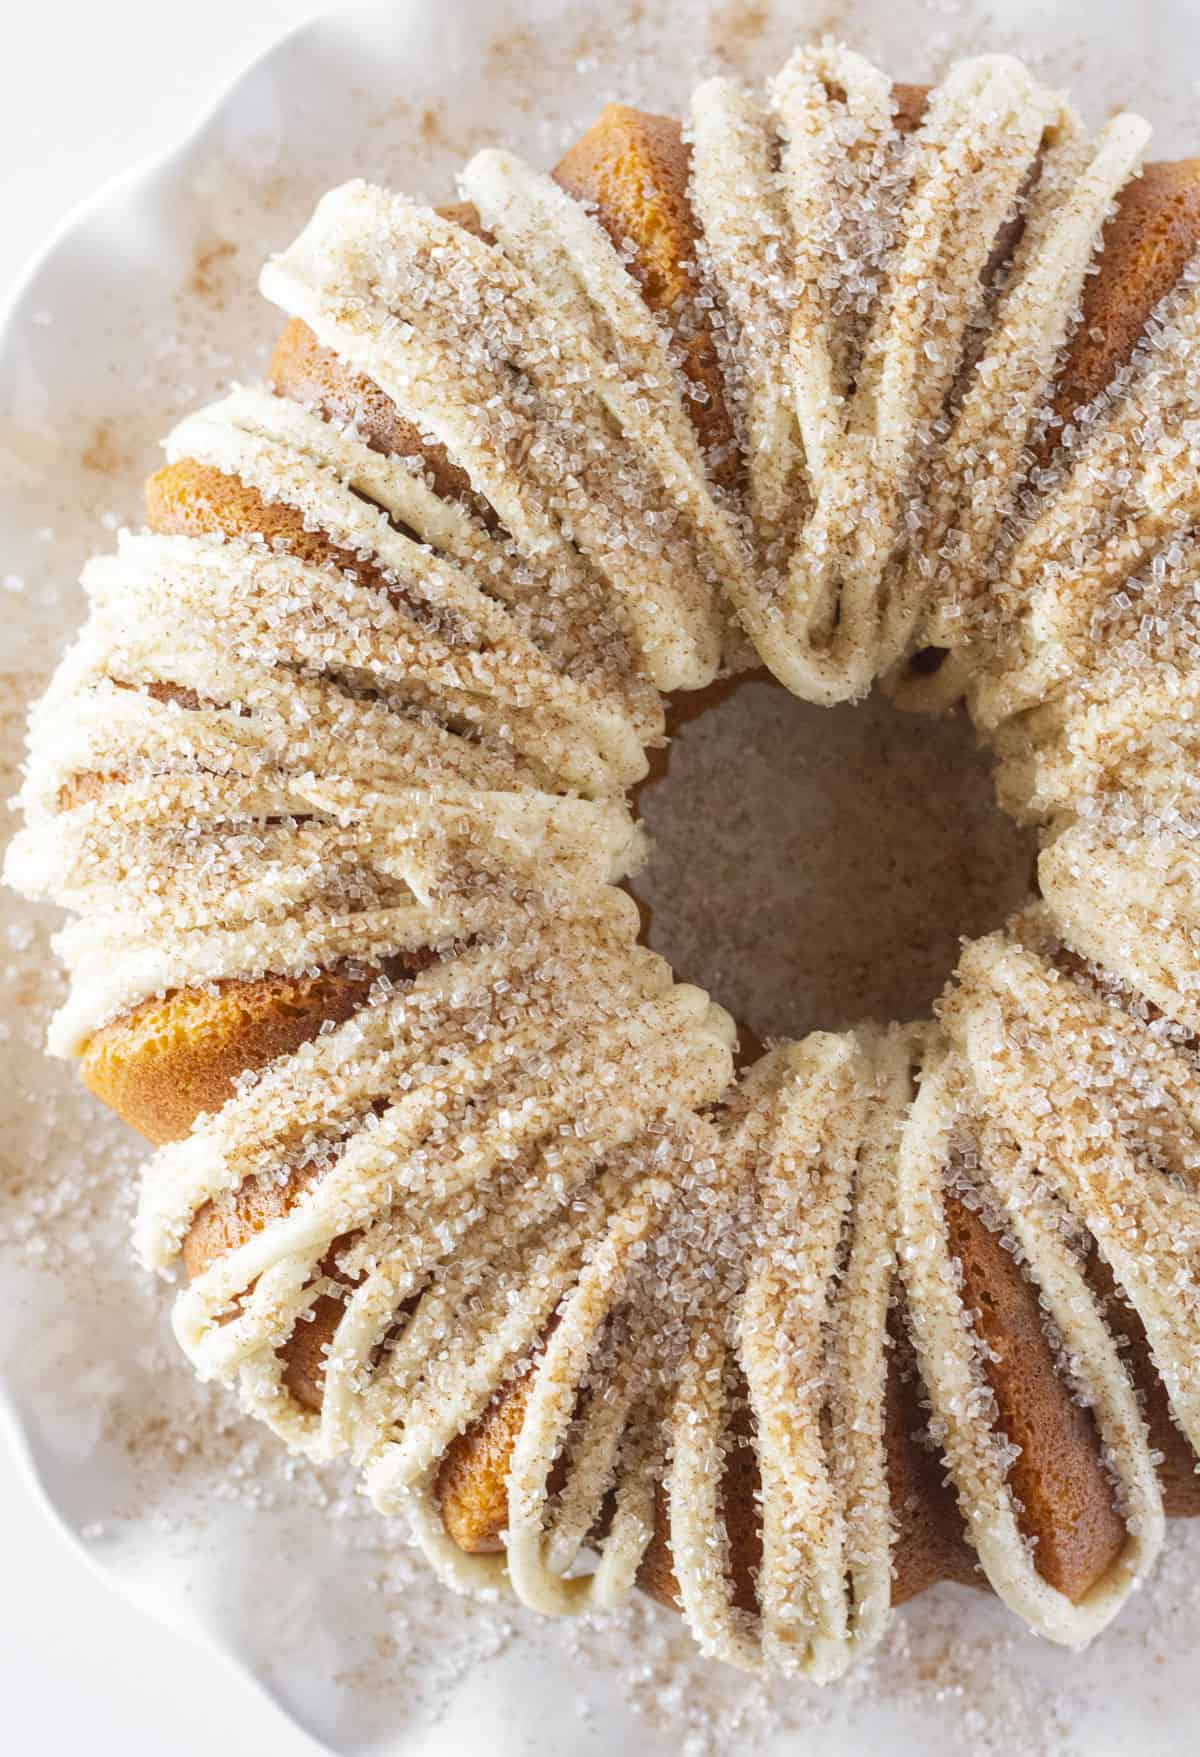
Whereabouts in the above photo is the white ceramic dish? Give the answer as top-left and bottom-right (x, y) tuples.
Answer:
(4, 3), (1200, 1752)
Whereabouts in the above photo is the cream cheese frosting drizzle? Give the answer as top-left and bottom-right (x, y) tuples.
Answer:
(10, 43), (1200, 1686)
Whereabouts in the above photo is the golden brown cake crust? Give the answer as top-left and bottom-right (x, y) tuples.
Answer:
(553, 104), (740, 485)
(1086, 1251), (1200, 1520)
(1048, 157), (1200, 446)
(181, 1161), (348, 1409)
(436, 1363), (540, 1553)
(145, 457), (410, 597)
(264, 196), (494, 514)
(883, 1324), (981, 1604)
(945, 1195), (1127, 1600)
(82, 968), (386, 1145)
(268, 315), (490, 517)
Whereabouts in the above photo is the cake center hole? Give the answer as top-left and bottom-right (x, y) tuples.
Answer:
(632, 674), (1038, 1046)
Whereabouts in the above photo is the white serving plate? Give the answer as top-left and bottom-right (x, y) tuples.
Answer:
(3, 3), (1200, 1752)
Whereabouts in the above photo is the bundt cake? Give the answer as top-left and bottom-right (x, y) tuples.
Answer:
(9, 44), (1200, 1682)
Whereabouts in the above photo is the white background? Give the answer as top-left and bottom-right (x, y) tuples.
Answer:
(2, 11), (333, 1750)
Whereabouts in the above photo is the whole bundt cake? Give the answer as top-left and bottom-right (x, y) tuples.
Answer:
(9, 45), (1200, 1681)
